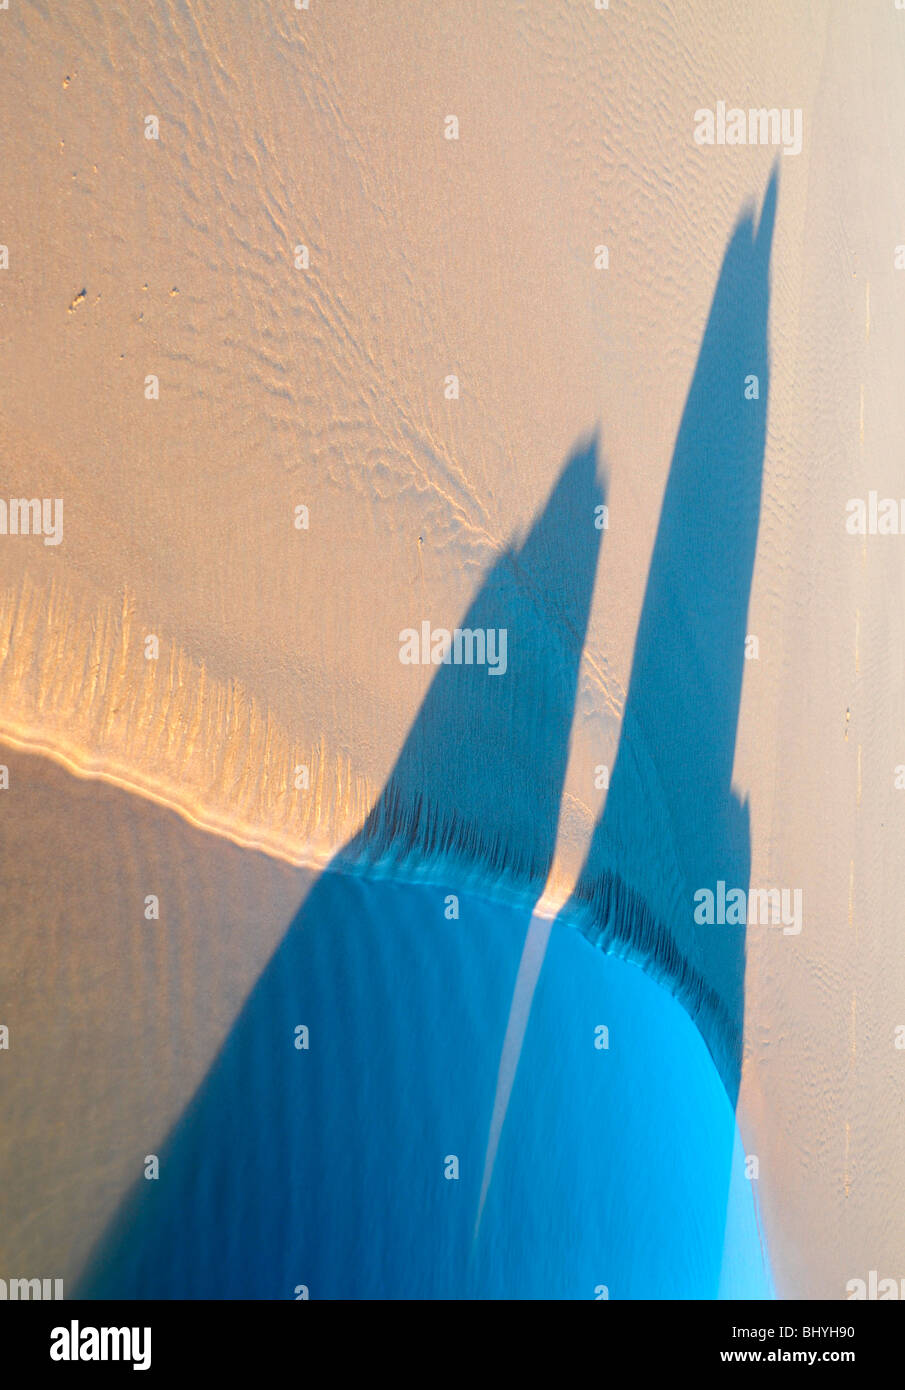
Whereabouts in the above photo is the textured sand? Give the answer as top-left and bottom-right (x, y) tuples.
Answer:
(0, 747), (311, 1287)
(1, 0), (904, 1296)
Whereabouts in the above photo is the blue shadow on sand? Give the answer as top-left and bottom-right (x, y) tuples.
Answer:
(76, 170), (777, 1298)
(561, 165), (777, 1105)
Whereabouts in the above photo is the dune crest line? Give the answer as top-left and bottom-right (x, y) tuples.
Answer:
(0, 572), (366, 866)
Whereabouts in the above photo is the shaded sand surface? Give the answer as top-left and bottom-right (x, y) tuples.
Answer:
(0, 748), (310, 1287)
(0, 747), (774, 1298)
(76, 872), (771, 1300)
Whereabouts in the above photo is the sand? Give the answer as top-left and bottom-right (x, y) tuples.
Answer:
(1, 0), (904, 1296)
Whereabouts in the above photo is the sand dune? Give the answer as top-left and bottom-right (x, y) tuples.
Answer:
(1, 0), (905, 1297)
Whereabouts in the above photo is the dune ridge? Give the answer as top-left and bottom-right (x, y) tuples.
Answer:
(0, 573), (366, 869)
